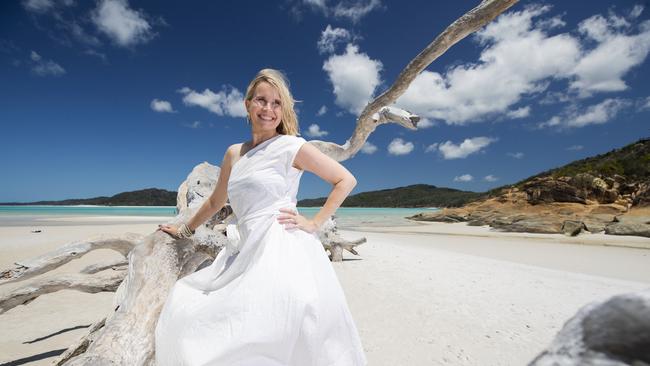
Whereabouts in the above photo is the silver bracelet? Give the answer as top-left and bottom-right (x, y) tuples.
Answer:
(176, 223), (195, 239)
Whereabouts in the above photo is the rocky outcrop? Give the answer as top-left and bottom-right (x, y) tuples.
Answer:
(605, 215), (650, 238)
(530, 290), (650, 366)
(409, 172), (650, 239)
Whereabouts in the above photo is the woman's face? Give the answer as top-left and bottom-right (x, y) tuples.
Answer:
(246, 81), (283, 134)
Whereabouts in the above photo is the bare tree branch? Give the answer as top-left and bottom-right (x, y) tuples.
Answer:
(0, 233), (141, 285)
(310, 0), (519, 162)
(0, 271), (126, 315)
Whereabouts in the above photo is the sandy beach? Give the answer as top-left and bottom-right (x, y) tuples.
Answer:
(1, 216), (648, 365)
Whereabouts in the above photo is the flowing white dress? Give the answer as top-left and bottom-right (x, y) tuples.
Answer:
(155, 134), (367, 366)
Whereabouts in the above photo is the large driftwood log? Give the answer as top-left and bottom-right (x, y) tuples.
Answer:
(0, 271), (126, 315)
(0, 1), (519, 364)
(0, 233), (141, 284)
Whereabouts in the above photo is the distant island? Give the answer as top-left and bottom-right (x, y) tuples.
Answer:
(0, 188), (178, 206)
(298, 184), (481, 208)
(1, 185), (481, 209)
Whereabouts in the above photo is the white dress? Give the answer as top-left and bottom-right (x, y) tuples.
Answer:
(155, 134), (367, 366)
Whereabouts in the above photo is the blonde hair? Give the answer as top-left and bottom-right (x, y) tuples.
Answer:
(245, 69), (300, 136)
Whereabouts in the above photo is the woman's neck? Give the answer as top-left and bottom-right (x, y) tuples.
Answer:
(250, 132), (280, 148)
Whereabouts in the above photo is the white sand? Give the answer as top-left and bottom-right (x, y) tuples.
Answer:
(0, 217), (648, 365)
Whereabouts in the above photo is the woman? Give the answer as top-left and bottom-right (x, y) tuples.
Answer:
(155, 69), (367, 365)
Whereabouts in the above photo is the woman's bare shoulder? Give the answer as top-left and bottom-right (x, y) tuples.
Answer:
(224, 142), (247, 167)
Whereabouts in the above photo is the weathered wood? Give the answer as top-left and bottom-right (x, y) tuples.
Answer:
(80, 258), (129, 274)
(0, 233), (141, 285)
(0, 271), (126, 315)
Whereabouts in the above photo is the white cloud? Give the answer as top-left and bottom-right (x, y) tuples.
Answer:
(396, 5), (650, 124)
(387, 138), (414, 156)
(424, 143), (438, 153)
(566, 145), (584, 151)
(454, 174), (474, 182)
(507, 152), (524, 159)
(305, 123), (329, 137)
(150, 98), (175, 113)
(92, 0), (155, 47)
(360, 141), (377, 154)
(301, 0), (381, 23)
(332, 0), (381, 23)
(22, 0), (54, 13)
(484, 175), (499, 182)
(397, 5), (580, 125)
(438, 137), (497, 160)
(183, 121), (201, 129)
(630, 5), (644, 19)
(29, 51), (65, 76)
(317, 25), (351, 54)
(642, 96), (650, 110)
(417, 117), (435, 128)
(540, 98), (630, 128)
(506, 106), (530, 119)
(317, 105), (328, 116)
(323, 43), (382, 115)
(178, 86), (247, 117)
(570, 13), (650, 97)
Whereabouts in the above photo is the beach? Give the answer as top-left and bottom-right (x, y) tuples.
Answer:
(1, 216), (649, 365)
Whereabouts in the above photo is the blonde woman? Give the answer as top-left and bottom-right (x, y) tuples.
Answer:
(155, 69), (367, 365)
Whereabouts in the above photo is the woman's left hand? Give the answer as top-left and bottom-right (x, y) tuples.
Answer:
(277, 207), (318, 233)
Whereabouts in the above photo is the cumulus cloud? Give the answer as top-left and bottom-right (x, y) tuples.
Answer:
(317, 105), (328, 116)
(183, 121), (201, 129)
(424, 143), (438, 153)
(395, 5), (650, 125)
(454, 174), (474, 182)
(484, 175), (499, 182)
(22, 0), (55, 13)
(323, 44), (382, 115)
(150, 98), (175, 113)
(29, 51), (65, 76)
(570, 12), (650, 97)
(332, 0), (381, 23)
(507, 152), (524, 159)
(397, 6), (580, 125)
(299, 0), (381, 23)
(305, 123), (329, 137)
(317, 25), (351, 54)
(642, 96), (650, 110)
(437, 137), (497, 160)
(539, 98), (630, 128)
(417, 117), (435, 128)
(92, 0), (155, 47)
(387, 138), (414, 156)
(506, 106), (531, 119)
(360, 141), (377, 154)
(178, 86), (247, 117)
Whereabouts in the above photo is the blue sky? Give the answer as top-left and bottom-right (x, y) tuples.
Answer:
(1, 0), (649, 202)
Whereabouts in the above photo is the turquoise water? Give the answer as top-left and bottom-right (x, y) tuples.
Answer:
(0, 205), (438, 227)
(0, 205), (177, 216)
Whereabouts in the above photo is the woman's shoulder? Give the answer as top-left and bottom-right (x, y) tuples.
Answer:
(281, 134), (307, 145)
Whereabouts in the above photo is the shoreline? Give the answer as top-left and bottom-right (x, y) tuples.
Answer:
(0, 218), (649, 365)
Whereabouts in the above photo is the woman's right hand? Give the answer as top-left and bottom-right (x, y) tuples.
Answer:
(158, 224), (179, 238)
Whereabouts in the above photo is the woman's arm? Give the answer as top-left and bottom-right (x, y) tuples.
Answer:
(159, 144), (238, 236)
(277, 143), (357, 232)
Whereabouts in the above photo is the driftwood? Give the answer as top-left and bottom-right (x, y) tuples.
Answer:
(0, 1), (519, 364)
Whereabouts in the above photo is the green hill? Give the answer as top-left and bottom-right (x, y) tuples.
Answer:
(298, 184), (481, 208)
(486, 137), (650, 197)
(1, 188), (177, 206)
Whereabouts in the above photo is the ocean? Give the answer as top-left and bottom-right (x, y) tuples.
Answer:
(0, 205), (438, 228)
